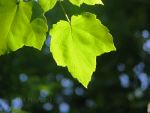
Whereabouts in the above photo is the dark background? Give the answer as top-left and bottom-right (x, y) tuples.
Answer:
(0, 0), (150, 113)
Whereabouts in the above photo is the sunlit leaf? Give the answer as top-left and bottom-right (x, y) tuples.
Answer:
(50, 13), (116, 87)
(38, 0), (57, 12)
(69, 0), (103, 6)
(0, 0), (48, 55)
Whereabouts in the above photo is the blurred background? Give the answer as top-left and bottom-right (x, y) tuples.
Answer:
(0, 0), (150, 113)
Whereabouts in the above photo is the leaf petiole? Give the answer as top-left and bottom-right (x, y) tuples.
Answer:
(59, 0), (71, 23)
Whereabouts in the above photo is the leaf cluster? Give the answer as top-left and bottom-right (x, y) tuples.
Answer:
(0, 0), (116, 87)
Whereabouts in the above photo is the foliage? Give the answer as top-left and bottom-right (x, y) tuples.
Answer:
(0, 0), (47, 53)
(50, 13), (115, 87)
(0, 0), (115, 87)
(0, 0), (149, 113)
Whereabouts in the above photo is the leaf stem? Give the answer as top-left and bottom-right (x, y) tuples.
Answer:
(59, 0), (71, 23)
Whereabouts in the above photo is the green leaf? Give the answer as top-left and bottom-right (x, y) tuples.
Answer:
(50, 13), (116, 87)
(69, 0), (103, 6)
(38, 0), (57, 12)
(0, 0), (48, 55)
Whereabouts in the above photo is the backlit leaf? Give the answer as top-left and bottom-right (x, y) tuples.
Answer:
(0, 0), (48, 55)
(38, 0), (57, 12)
(69, 0), (103, 6)
(50, 13), (116, 87)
